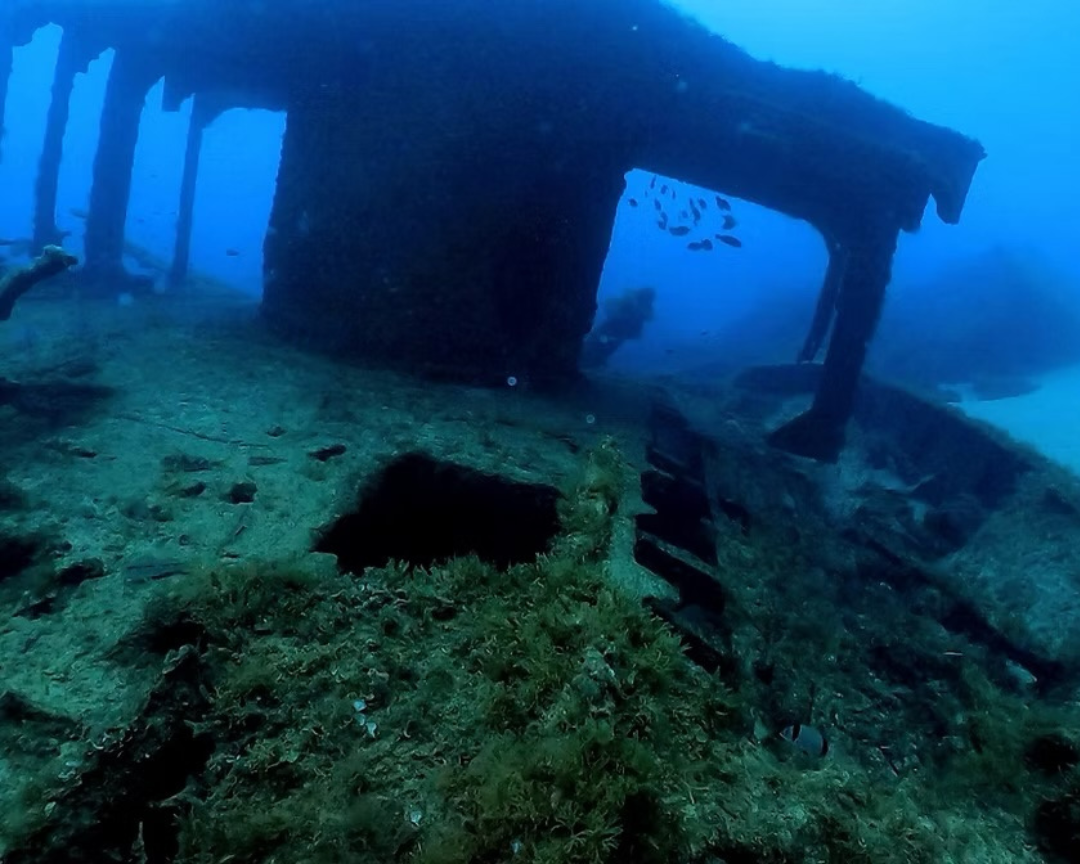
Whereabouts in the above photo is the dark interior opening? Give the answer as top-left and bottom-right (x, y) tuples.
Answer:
(315, 452), (562, 572)
(0, 533), (42, 581)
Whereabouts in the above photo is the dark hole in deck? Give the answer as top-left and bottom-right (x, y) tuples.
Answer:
(316, 452), (561, 572)
(0, 534), (42, 582)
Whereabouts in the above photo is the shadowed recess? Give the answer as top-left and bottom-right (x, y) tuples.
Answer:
(0, 379), (114, 424)
(316, 453), (562, 572)
(0, 532), (44, 582)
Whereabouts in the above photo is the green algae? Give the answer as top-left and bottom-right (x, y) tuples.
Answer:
(91, 440), (1080, 864)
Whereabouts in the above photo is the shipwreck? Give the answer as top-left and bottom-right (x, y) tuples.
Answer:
(0, 0), (985, 460)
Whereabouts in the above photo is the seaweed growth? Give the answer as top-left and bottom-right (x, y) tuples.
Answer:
(47, 434), (1065, 864)
(164, 440), (737, 863)
(4, 420), (1079, 864)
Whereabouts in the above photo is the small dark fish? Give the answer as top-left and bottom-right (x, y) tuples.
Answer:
(657, 220), (667, 230)
(780, 723), (829, 757)
(687, 241), (703, 251)
(124, 558), (187, 583)
(249, 454), (286, 466)
(670, 189), (676, 200)
(225, 248), (241, 257)
(700, 239), (714, 250)
(722, 214), (738, 230)
(661, 184), (668, 195)
(698, 198), (707, 210)
(690, 202), (701, 223)
(680, 210), (689, 220)
(628, 198), (639, 207)
(715, 196), (731, 211)
(311, 443), (347, 461)
(669, 225), (692, 236)
(715, 234), (742, 248)
(650, 175), (657, 189)
(654, 199), (663, 212)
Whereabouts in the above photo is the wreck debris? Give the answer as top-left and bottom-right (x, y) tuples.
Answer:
(0, 245), (77, 322)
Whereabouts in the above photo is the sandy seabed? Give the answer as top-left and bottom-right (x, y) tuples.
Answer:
(960, 363), (1080, 477)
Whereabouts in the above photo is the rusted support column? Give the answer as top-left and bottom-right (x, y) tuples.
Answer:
(33, 31), (93, 251)
(770, 221), (900, 462)
(0, 36), (12, 164)
(168, 95), (213, 289)
(82, 48), (158, 291)
(797, 235), (848, 363)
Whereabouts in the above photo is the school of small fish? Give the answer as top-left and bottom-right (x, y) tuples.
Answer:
(626, 175), (742, 252)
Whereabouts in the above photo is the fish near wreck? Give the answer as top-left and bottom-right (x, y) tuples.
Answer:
(633, 178), (743, 249)
(631, 177), (743, 249)
(780, 723), (829, 757)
